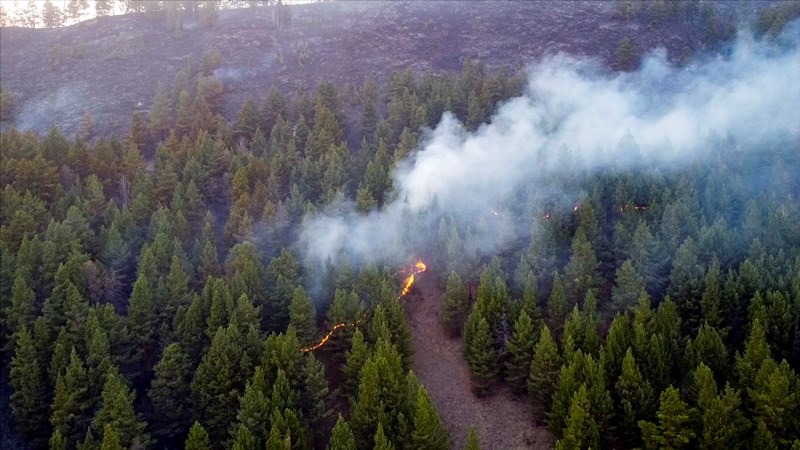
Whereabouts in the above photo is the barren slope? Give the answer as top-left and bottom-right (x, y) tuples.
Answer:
(0, 1), (712, 137)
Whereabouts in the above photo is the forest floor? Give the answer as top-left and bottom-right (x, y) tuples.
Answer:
(404, 274), (553, 450)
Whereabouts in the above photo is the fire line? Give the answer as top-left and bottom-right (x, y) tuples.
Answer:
(299, 260), (427, 353)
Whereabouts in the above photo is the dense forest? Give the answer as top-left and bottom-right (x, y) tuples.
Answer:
(2, 2), (800, 450)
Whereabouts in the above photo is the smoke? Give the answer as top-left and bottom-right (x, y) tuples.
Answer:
(213, 67), (245, 82)
(298, 24), (800, 269)
(16, 86), (81, 133)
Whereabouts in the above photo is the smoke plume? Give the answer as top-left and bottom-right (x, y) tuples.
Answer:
(299, 24), (800, 269)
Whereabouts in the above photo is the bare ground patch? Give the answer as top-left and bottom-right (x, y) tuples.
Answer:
(404, 275), (554, 450)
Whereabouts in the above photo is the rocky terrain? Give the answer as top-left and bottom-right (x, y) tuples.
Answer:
(0, 1), (716, 137)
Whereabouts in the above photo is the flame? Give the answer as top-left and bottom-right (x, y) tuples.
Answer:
(400, 260), (427, 296)
(299, 259), (427, 352)
(300, 315), (367, 353)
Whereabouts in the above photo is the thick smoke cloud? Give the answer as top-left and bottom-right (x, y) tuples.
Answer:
(299, 24), (800, 268)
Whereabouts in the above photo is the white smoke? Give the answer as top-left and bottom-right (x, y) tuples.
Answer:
(299, 25), (800, 267)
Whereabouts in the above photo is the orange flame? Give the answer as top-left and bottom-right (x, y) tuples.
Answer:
(299, 259), (427, 352)
(401, 260), (427, 296)
(300, 315), (367, 353)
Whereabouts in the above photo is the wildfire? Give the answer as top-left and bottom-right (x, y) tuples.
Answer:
(300, 315), (367, 353)
(400, 260), (427, 296)
(299, 259), (427, 353)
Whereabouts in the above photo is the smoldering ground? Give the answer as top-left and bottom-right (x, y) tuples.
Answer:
(298, 23), (800, 273)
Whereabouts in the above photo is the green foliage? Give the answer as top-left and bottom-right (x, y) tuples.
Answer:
(528, 324), (561, 417)
(638, 386), (696, 450)
(463, 313), (500, 395)
(185, 421), (213, 450)
(466, 426), (481, 450)
(149, 343), (193, 446)
(92, 366), (149, 448)
(327, 414), (356, 450)
(440, 271), (470, 336)
(10, 325), (48, 444)
(505, 309), (537, 393)
(554, 384), (600, 450)
(411, 386), (449, 450)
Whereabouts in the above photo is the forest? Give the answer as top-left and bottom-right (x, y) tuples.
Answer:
(1, 2), (800, 450)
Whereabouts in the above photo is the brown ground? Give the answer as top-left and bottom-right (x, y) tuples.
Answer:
(404, 274), (554, 450)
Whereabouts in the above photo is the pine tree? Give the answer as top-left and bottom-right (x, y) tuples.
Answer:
(49, 429), (67, 450)
(548, 272), (568, 332)
(554, 384), (600, 450)
(638, 386), (696, 450)
(505, 309), (536, 393)
(300, 353), (332, 445)
(463, 313), (499, 395)
(465, 426), (481, 450)
(234, 366), (271, 447)
(5, 274), (36, 353)
(373, 423), (395, 450)
(440, 271), (470, 336)
(735, 318), (771, 390)
(528, 324), (560, 417)
(148, 343), (193, 446)
(192, 325), (246, 445)
(615, 348), (653, 445)
(92, 366), (149, 448)
(342, 328), (371, 397)
(612, 260), (646, 313)
(51, 349), (92, 445)
(185, 421), (213, 450)
(100, 425), (124, 450)
(411, 386), (449, 450)
(124, 274), (157, 381)
(564, 230), (600, 306)
(10, 325), (48, 444)
(289, 287), (317, 346)
(327, 414), (356, 450)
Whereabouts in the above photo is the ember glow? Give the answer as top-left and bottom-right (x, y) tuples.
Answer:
(400, 260), (428, 297)
(300, 315), (367, 353)
(300, 260), (428, 352)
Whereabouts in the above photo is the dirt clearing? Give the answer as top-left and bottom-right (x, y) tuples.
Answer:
(404, 275), (554, 450)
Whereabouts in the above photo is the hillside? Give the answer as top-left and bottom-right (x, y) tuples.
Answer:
(0, 1), (713, 137)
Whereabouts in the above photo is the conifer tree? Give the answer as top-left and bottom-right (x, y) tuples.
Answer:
(548, 272), (568, 332)
(735, 318), (771, 389)
(51, 349), (92, 446)
(192, 325), (246, 445)
(554, 384), (600, 450)
(612, 260), (645, 313)
(300, 353), (332, 445)
(327, 414), (356, 450)
(149, 343), (193, 446)
(185, 421), (213, 450)
(615, 348), (653, 445)
(638, 386), (696, 450)
(440, 271), (470, 336)
(411, 386), (449, 450)
(289, 286), (317, 346)
(50, 429), (67, 450)
(505, 309), (536, 393)
(125, 274), (157, 381)
(373, 423), (395, 450)
(342, 328), (371, 397)
(92, 366), (149, 448)
(100, 425), (124, 450)
(463, 314), (499, 394)
(528, 324), (560, 417)
(465, 426), (481, 450)
(234, 366), (271, 447)
(10, 325), (48, 444)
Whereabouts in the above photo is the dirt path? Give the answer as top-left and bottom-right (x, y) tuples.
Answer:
(404, 275), (554, 450)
